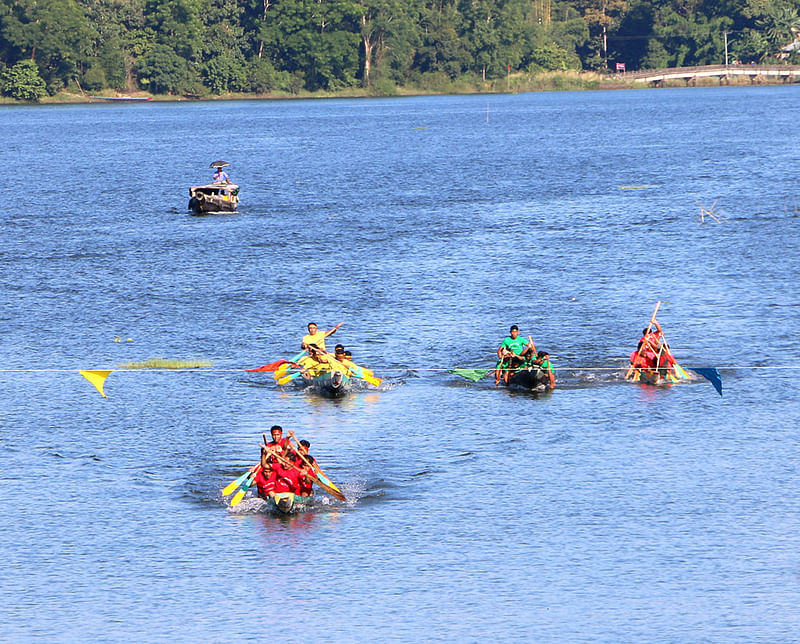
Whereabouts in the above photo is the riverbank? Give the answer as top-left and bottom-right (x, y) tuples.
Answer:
(2, 68), (796, 105)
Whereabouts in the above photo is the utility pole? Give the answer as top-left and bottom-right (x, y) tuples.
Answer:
(724, 31), (729, 66)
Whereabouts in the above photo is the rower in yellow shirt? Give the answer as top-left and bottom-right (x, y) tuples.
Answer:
(297, 345), (331, 378)
(301, 321), (343, 351)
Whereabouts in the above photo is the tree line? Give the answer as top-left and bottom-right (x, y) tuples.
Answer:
(1, 0), (799, 101)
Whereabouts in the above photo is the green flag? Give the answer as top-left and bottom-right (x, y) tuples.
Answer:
(448, 368), (492, 382)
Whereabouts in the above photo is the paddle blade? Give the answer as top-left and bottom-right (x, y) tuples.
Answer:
(222, 467), (255, 497)
(362, 373), (382, 387)
(80, 369), (113, 398)
(343, 359), (381, 386)
(673, 362), (691, 380)
(448, 368), (491, 382)
(691, 367), (723, 396)
(277, 371), (302, 385)
(320, 484), (346, 502)
(230, 472), (257, 507)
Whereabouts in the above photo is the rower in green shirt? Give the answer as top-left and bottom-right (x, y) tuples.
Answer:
(495, 325), (536, 385)
(533, 350), (556, 389)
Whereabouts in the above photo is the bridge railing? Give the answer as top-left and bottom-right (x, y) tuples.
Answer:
(615, 64), (800, 80)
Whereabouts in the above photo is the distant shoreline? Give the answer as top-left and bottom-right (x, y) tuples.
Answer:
(2, 70), (797, 106)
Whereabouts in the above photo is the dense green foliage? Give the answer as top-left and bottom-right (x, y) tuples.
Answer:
(0, 0), (798, 98)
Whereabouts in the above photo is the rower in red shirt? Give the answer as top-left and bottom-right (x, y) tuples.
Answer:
(293, 453), (316, 496)
(255, 450), (279, 500)
(273, 456), (303, 494)
(265, 425), (292, 456)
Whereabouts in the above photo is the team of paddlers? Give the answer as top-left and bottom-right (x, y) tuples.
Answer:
(494, 324), (556, 388)
(256, 425), (318, 500)
(257, 313), (687, 394)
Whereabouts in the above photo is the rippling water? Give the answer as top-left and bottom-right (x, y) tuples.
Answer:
(1, 87), (799, 642)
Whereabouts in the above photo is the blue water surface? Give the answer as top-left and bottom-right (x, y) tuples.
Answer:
(1, 86), (799, 642)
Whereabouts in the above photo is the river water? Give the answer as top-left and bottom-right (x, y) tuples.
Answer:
(1, 86), (799, 642)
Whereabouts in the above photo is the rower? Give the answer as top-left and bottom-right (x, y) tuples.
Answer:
(292, 452), (315, 497)
(255, 451), (279, 500)
(533, 350), (556, 389)
(297, 344), (330, 378)
(265, 425), (291, 455)
(636, 321), (663, 369)
(301, 321), (343, 351)
(274, 453), (307, 495)
(495, 325), (535, 385)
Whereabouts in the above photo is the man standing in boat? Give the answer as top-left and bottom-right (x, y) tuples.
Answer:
(495, 325), (535, 385)
(301, 321), (343, 351)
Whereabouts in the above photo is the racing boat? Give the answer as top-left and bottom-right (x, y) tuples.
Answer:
(506, 366), (550, 390)
(267, 491), (314, 514)
(299, 368), (351, 398)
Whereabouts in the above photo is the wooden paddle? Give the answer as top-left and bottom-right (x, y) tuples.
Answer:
(288, 430), (346, 500)
(277, 370), (303, 385)
(625, 301), (661, 380)
(326, 353), (381, 387)
(230, 467), (260, 506)
(653, 327), (690, 381)
(222, 463), (259, 497)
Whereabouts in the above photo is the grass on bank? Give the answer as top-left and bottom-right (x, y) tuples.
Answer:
(24, 69), (800, 105)
(117, 358), (213, 369)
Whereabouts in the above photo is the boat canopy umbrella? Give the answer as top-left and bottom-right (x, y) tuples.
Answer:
(209, 160), (230, 168)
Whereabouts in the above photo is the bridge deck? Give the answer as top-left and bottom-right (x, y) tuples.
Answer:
(618, 64), (800, 84)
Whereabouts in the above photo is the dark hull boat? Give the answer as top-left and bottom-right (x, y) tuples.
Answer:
(298, 369), (351, 398)
(188, 183), (240, 214)
(507, 367), (550, 390)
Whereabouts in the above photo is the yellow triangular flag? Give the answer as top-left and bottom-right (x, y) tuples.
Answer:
(80, 370), (113, 398)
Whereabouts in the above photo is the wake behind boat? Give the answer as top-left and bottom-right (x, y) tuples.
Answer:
(188, 160), (239, 214)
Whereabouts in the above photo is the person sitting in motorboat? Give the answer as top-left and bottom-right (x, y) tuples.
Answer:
(213, 167), (230, 183)
(301, 321), (343, 351)
(495, 325), (536, 385)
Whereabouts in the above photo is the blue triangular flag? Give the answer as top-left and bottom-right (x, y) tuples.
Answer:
(691, 367), (722, 396)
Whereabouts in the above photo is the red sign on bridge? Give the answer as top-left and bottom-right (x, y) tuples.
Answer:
(616, 62), (626, 72)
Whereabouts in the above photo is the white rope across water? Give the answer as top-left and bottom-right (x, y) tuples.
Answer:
(2, 366), (800, 373)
